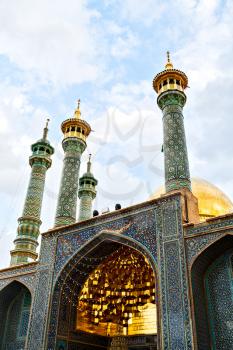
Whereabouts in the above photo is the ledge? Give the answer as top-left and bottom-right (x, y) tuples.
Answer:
(0, 261), (38, 273)
(42, 191), (182, 237)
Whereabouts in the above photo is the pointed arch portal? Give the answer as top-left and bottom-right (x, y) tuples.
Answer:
(191, 234), (233, 349)
(47, 232), (159, 350)
(0, 280), (32, 350)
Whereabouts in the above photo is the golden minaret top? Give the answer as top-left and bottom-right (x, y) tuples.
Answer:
(153, 51), (188, 95)
(74, 99), (81, 119)
(165, 51), (173, 70)
(61, 99), (91, 142)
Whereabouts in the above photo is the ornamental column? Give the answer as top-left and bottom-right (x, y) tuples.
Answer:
(54, 100), (91, 227)
(78, 155), (97, 221)
(153, 52), (199, 223)
(153, 52), (191, 192)
(10, 120), (54, 265)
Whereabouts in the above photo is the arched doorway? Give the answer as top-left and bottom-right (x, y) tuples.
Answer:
(0, 281), (32, 350)
(50, 234), (159, 350)
(191, 235), (233, 349)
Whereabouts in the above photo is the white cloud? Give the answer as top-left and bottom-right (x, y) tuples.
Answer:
(173, 0), (233, 88)
(117, 0), (166, 25)
(0, 0), (102, 86)
(110, 31), (139, 58)
(0, 81), (56, 266)
(87, 97), (164, 211)
(1, 0), (233, 270)
(96, 80), (154, 111)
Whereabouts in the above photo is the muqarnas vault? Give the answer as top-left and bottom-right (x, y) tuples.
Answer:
(0, 53), (232, 350)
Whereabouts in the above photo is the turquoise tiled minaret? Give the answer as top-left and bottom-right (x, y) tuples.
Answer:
(153, 52), (191, 193)
(78, 155), (97, 221)
(54, 100), (91, 227)
(10, 120), (54, 265)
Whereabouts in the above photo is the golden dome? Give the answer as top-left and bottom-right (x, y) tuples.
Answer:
(151, 178), (233, 222)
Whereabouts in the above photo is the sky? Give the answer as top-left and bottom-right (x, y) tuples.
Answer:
(0, 0), (233, 268)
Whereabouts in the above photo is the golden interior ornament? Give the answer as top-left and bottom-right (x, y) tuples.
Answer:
(76, 246), (157, 336)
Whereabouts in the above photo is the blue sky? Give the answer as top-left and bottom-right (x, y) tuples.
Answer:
(0, 0), (233, 267)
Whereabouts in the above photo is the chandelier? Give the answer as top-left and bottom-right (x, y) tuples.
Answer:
(76, 246), (157, 336)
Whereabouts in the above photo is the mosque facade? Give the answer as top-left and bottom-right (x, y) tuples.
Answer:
(0, 54), (232, 350)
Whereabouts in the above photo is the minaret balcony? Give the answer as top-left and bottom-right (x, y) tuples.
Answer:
(63, 130), (87, 142)
(157, 80), (184, 95)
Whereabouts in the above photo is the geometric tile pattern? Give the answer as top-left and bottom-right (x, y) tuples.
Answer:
(22, 164), (48, 218)
(30, 202), (161, 349)
(0, 263), (37, 313)
(54, 205), (158, 278)
(78, 160), (97, 222)
(54, 138), (86, 227)
(1, 194), (233, 350)
(185, 216), (233, 236)
(186, 232), (224, 264)
(10, 135), (54, 265)
(155, 198), (193, 350)
(47, 208), (159, 348)
(2, 291), (29, 349)
(78, 192), (94, 221)
(26, 268), (53, 350)
(38, 195), (194, 350)
(205, 250), (233, 349)
(157, 91), (191, 192)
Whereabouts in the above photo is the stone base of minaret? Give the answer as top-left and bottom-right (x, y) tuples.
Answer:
(170, 188), (200, 224)
(161, 188), (199, 224)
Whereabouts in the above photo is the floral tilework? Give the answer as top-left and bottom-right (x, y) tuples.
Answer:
(0, 265), (37, 294)
(22, 195), (196, 350)
(53, 206), (158, 280)
(185, 217), (233, 236)
(186, 232), (224, 265)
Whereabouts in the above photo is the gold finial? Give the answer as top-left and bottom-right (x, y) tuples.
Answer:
(74, 99), (81, 118)
(87, 153), (92, 172)
(45, 118), (50, 128)
(43, 118), (50, 140)
(165, 51), (173, 70)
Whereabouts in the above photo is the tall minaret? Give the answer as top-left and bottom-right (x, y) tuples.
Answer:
(54, 100), (91, 227)
(78, 154), (97, 221)
(153, 52), (199, 223)
(153, 52), (191, 193)
(10, 119), (54, 265)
